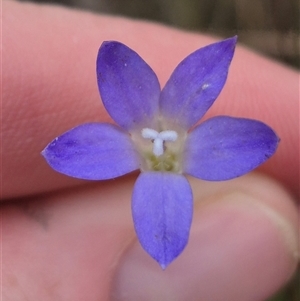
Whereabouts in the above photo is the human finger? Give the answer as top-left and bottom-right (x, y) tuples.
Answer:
(112, 174), (299, 301)
(2, 173), (298, 300)
(2, 1), (299, 199)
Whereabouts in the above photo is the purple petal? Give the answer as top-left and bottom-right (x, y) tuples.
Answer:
(41, 123), (140, 180)
(160, 37), (237, 129)
(97, 41), (161, 131)
(132, 172), (193, 269)
(183, 116), (279, 180)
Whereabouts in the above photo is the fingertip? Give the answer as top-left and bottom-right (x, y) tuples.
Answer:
(111, 174), (298, 301)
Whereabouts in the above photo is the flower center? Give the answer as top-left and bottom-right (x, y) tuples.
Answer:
(141, 128), (178, 157)
(135, 127), (183, 173)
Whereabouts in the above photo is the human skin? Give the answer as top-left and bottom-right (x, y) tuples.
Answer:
(2, 1), (299, 301)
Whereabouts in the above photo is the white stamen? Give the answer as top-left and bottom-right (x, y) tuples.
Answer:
(141, 128), (178, 157)
(142, 128), (158, 139)
(158, 130), (178, 141)
(153, 137), (164, 156)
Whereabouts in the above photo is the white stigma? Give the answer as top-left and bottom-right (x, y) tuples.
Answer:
(142, 128), (178, 157)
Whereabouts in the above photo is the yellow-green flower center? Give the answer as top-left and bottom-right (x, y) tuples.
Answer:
(132, 127), (185, 173)
(143, 150), (179, 172)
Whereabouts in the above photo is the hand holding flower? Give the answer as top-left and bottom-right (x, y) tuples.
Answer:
(2, 1), (298, 300)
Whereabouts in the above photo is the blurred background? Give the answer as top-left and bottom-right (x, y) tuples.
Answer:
(22, 0), (299, 68)
(19, 0), (300, 300)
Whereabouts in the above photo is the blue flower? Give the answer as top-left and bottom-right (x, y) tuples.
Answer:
(42, 37), (279, 269)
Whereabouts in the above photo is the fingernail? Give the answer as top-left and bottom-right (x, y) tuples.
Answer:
(111, 191), (298, 301)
